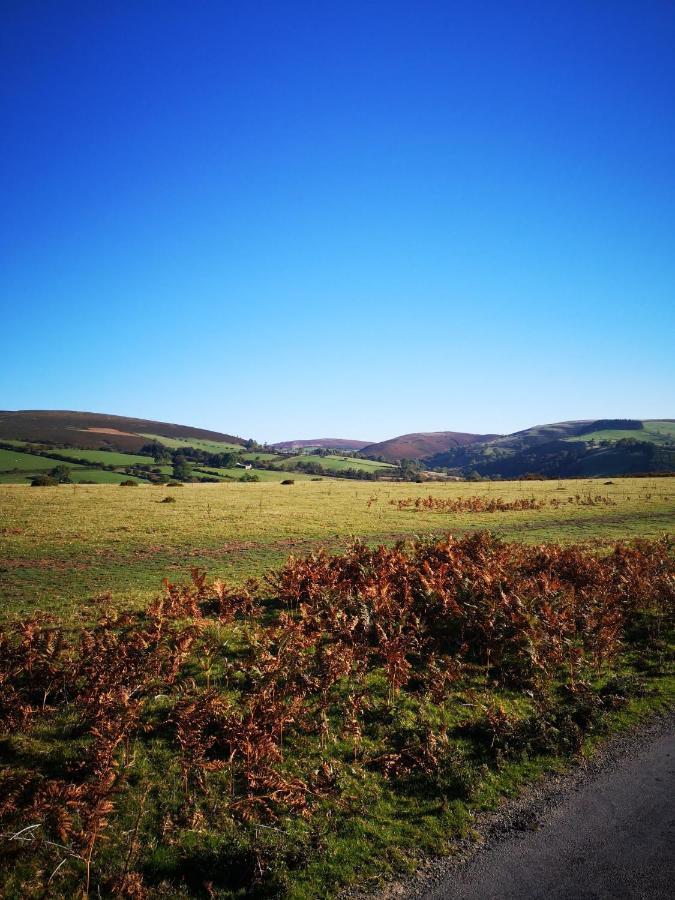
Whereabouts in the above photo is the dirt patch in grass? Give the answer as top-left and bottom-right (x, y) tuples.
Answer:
(0, 557), (91, 571)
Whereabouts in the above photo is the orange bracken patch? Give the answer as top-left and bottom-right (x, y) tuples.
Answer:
(79, 427), (140, 436)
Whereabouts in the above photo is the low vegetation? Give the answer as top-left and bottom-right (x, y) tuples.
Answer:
(1, 478), (673, 621)
(390, 492), (617, 512)
(0, 423), (673, 896)
(0, 533), (672, 898)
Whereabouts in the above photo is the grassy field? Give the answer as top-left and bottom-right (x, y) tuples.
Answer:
(0, 444), (153, 474)
(275, 454), (395, 472)
(37, 447), (151, 465)
(0, 448), (60, 471)
(567, 420), (675, 445)
(0, 446), (152, 480)
(0, 476), (673, 899)
(70, 469), (145, 484)
(0, 513), (673, 899)
(0, 469), (145, 486)
(193, 466), (316, 483)
(139, 433), (243, 452)
(0, 477), (673, 623)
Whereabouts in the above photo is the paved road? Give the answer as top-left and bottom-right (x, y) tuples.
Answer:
(418, 727), (675, 900)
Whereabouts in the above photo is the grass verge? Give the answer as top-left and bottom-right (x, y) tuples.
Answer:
(0, 533), (672, 898)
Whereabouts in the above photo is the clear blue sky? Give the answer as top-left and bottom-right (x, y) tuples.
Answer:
(1, 1), (673, 442)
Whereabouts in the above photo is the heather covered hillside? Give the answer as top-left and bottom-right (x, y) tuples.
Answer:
(361, 431), (500, 462)
(0, 410), (246, 452)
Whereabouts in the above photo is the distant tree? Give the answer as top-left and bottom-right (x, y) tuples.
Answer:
(465, 470), (484, 482)
(399, 459), (422, 481)
(172, 454), (192, 481)
(295, 460), (324, 475)
(140, 440), (171, 463)
(207, 451), (235, 468)
(49, 464), (72, 483)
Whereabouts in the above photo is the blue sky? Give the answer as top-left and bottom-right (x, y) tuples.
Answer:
(1, 1), (673, 442)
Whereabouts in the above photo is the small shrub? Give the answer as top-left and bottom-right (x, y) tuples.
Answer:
(120, 480), (138, 487)
(49, 464), (72, 484)
(599, 673), (649, 707)
(166, 481), (183, 487)
(281, 479), (295, 485)
(30, 475), (58, 487)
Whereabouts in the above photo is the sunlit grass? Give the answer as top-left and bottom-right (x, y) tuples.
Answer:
(0, 477), (672, 622)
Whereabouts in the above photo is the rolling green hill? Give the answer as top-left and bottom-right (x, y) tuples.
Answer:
(138, 433), (243, 453)
(0, 412), (343, 486)
(565, 420), (675, 445)
(425, 419), (675, 478)
(0, 411), (252, 486)
(2, 411), (672, 484)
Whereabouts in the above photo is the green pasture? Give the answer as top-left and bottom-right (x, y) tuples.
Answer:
(42, 447), (151, 465)
(0, 477), (672, 622)
(0, 448), (61, 471)
(70, 469), (144, 484)
(0, 468), (145, 486)
(193, 466), (315, 482)
(240, 451), (280, 462)
(567, 420), (675, 445)
(139, 433), (243, 452)
(276, 453), (394, 472)
(0, 473), (34, 484)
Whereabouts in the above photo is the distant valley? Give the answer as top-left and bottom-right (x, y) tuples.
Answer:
(1, 411), (673, 483)
(263, 419), (675, 478)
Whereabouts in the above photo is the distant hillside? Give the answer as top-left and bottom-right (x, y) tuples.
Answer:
(425, 419), (675, 478)
(3, 411), (672, 480)
(361, 431), (500, 463)
(0, 410), (245, 452)
(360, 418), (674, 476)
(272, 438), (372, 451)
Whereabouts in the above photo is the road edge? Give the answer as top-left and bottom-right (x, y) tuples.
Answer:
(340, 706), (675, 900)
